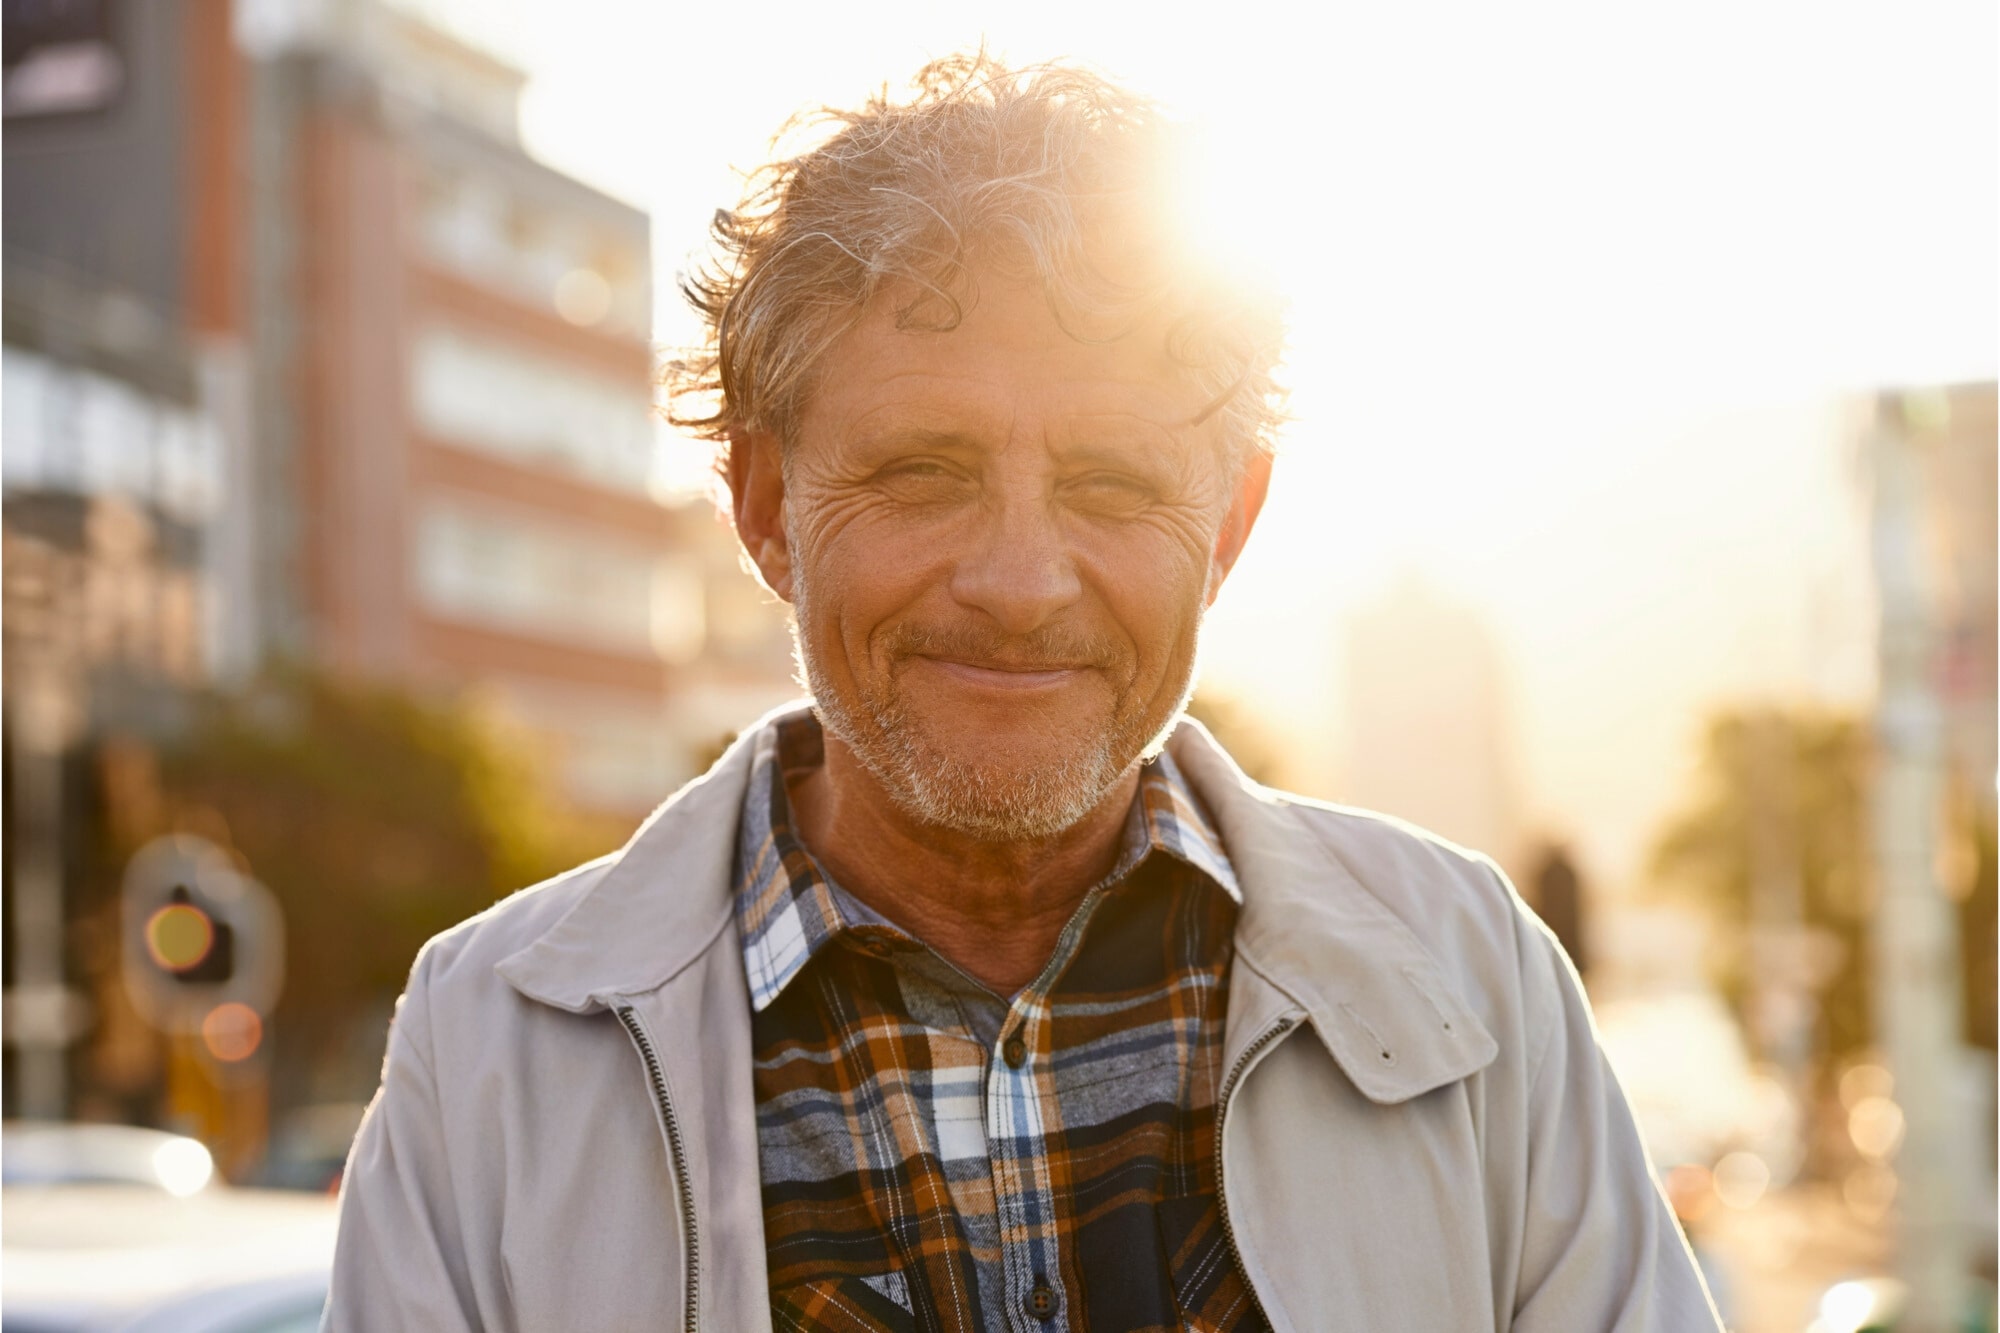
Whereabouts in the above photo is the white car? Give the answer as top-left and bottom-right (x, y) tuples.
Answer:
(3, 1123), (334, 1333)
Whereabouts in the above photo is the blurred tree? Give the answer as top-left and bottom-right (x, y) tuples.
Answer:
(1948, 797), (1997, 1050)
(1651, 707), (1999, 1075)
(102, 669), (622, 1107)
(1649, 709), (1873, 1084)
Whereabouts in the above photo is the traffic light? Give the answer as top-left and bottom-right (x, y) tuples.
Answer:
(144, 885), (236, 986)
(122, 835), (283, 1040)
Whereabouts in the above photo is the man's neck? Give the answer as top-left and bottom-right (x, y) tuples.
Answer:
(787, 733), (1140, 996)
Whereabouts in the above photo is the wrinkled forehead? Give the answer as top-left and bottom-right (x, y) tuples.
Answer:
(803, 261), (1226, 415)
(792, 273), (1220, 456)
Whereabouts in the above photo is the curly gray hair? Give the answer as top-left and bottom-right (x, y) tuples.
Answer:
(664, 53), (1287, 467)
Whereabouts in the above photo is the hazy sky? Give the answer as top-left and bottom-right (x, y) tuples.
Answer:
(404, 0), (1996, 885)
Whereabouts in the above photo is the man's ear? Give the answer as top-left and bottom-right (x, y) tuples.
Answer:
(1206, 447), (1272, 606)
(726, 429), (795, 602)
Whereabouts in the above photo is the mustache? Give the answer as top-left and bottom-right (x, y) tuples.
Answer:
(880, 621), (1126, 672)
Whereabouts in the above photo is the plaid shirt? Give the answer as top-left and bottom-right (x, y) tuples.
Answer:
(735, 715), (1267, 1333)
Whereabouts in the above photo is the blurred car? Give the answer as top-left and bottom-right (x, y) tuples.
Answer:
(2, 1123), (335, 1333)
(2, 1123), (218, 1196)
(255, 1103), (367, 1195)
(1809, 1275), (1999, 1333)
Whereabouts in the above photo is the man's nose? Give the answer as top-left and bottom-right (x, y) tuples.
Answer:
(947, 489), (1082, 636)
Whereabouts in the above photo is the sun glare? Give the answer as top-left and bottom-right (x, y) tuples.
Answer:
(429, 0), (1993, 883)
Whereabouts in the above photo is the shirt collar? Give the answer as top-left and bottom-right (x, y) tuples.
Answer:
(732, 713), (1241, 1012)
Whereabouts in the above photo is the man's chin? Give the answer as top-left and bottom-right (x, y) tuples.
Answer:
(859, 710), (1129, 842)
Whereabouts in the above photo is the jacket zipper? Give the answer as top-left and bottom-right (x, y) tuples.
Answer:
(615, 1005), (701, 1333)
(1214, 1015), (1296, 1318)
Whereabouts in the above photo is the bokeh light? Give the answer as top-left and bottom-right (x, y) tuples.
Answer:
(144, 902), (215, 972)
(553, 267), (612, 326)
(1847, 1096), (1907, 1164)
(1837, 1061), (1893, 1110)
(1713, 1150), (1773, 1211)
(149, 1136), (215, 1198)
(200, 1002), (264, 1064)
(1843, 1164), (1899, 1223)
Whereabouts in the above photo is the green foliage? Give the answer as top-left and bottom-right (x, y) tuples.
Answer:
(1649, 709), (1873, 1074)
(1954, 803), (1997, 1050)
(147, 670), (622, 1076)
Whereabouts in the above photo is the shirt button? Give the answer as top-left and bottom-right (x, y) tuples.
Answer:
(1002, 1035), (1027, 1068)
(1028, 1280), (1057, 1321)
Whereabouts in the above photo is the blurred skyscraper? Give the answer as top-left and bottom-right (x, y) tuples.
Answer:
(1341, 575), (1525, 869)
(1863, 381), (1996, 1324)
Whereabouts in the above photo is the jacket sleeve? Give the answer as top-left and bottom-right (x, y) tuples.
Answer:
(322, 947), (481, 1333)
(1509, 915), (1724, 1332)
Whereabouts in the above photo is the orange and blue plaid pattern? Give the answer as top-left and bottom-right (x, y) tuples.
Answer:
(736, 715), (1266, 1332)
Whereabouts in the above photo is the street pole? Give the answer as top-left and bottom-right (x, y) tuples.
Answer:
(3, 662), (84, 1119)
(1747, 711), (1811, 1127)
(1868, 396), (1970, 1331)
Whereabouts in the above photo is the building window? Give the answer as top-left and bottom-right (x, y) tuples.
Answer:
(2, 346), (219, 522)
(409, 325), (653, 493)
(481, 685), (678, 811)
(414, 499), (703, 660)
(418, 173), (648, 336)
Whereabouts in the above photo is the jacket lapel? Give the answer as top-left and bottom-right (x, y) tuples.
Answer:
(497, 706), (803, 1333)
(1168, 720), (1500, 1102)
(495, 708), (793, 1013)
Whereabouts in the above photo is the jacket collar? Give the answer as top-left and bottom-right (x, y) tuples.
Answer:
(1166, 718), (1499, 1104)
(497, 704), (1497, 1102)
(494, 706), (785, 1014)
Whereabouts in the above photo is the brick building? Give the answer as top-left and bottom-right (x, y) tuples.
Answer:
(7, 0), (792, 816)
(237, 0), (794, 812)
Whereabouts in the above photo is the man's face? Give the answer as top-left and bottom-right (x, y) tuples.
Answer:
(734, 274), (1268, 840)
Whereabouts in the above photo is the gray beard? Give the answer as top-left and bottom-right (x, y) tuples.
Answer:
(790, 572), (1191, 842)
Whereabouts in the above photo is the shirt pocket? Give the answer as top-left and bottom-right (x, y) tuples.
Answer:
(771, 1268), (919, 1333)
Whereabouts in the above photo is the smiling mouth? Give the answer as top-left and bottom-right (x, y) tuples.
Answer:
(916, 656), (1095, 689)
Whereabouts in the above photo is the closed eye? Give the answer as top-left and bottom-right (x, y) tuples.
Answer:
(1065, 471), (1156, 511)
(873, 457), (973, 502)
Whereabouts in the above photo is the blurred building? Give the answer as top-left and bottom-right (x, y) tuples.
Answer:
(3, 0), (795, 1123)
(4, 0), (243, 1119)
(235, 0), (794, 812)
(1879, 383), (1998, 799)
(7, 0), (794, 817)
(1341, 575), (1525, 866)
(1862, 381), (1997, 1321)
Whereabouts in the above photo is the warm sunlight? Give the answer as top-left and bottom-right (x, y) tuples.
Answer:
(400, 0), (1994, 884)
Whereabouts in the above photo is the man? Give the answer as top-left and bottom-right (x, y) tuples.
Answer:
(326, 56), (1721, 1331)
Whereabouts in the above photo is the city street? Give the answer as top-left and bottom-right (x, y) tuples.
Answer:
(1704, 1184), (1892, 1333)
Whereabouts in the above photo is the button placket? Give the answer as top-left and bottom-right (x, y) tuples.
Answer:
(987, 1008), (1060, 1333)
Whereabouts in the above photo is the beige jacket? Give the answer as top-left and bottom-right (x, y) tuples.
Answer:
(325, 708), (1721, 1331)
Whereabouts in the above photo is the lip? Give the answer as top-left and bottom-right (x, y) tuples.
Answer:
(916, 656), (1093, 691)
